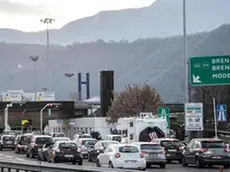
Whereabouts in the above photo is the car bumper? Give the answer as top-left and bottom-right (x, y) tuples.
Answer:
(81, 151), (88, 158)
(146, 159), (167, 164)
(200, 157), (230, 165)
(112, 159), (146, 169)
(165, 153), (182, 160)
(55, 154), (82, 162)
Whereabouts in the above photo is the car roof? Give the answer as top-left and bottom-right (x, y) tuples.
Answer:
(56, 141), (76, 144)
(33, 135), (52, 138)
(132, 142), (160, 145)
(110, 143), (138, 148)
(53, 137), (69, 139)
(99, 140), (119, 143)
(191, 138), (223, 142)
(106, 135), (122, 137)
(2, 135), (15, 137)
(78, 138), (96, 141)
(155, 138), (179, 141)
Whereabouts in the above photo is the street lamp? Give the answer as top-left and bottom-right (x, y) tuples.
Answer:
(4, 101), (25, 131)
(40, 103), (61, 132)
(40, 18), (55, 91)
(30, 56), (39, 100)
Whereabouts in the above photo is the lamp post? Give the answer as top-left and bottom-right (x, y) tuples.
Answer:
(4, 101), (25, 131)
(40, 103), (61, 132)
(40, 18), (55, 91)
(30, 56), (39, 100)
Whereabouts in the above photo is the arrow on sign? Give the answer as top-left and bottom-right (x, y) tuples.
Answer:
(192, 74), (202, 83)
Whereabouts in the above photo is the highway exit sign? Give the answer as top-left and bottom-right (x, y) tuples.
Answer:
(190, 55), (230, 86)
(157, 107), (170, 128)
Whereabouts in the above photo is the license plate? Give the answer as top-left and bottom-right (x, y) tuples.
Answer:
(168, 149), (177, 152)
(6, 141), (12, 144)
(125, 160), (136, 163)
(212, 156), (221, 159)
(65, 155), (73, 158)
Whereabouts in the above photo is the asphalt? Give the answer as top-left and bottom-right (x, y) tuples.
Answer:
(0, 149), (225, 172)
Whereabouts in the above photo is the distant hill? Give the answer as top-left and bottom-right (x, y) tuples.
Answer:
(1, 0), (230, 44)
(1, 24), (230, 103)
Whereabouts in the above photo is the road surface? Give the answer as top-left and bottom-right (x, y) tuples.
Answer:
(0, 150), (224, 172)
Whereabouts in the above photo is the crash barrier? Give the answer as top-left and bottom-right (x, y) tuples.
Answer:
(205, 129), (230, 139)
(0, 159), (135, 172)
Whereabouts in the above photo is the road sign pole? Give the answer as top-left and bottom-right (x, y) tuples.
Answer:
(213, 97), (218, 138)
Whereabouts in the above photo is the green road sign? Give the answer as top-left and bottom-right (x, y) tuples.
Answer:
(157, 107), (170, 128)
(190, 55), (230, 86)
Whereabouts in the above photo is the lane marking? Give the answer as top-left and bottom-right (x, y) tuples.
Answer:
(16, 158), (24, 161)
(5, 156), (12, 158)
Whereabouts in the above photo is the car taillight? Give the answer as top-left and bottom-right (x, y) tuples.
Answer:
(200, 148), (208, 153)
(140, 152), (144, 158)
(31, 143), (37, 147)
(114, 153), (120, 158)
(224, 148), (230, 153)
(77, 148), (81, 152)
(162, 147), (165, 151)
(179, 146), (184, 150)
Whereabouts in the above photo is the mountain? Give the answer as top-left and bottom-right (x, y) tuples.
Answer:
(1, 0), (230, 44)
(1, 24), (230, 103)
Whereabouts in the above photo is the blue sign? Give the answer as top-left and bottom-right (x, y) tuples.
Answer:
(216, 104), (227, 122)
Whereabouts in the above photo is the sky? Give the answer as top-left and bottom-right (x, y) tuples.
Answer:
(0, 0), (155, 32)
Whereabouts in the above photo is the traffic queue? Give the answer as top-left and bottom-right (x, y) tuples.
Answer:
(0, 131), (229, 170)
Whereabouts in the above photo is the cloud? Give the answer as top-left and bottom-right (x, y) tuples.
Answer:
(0, 0), (51, 15)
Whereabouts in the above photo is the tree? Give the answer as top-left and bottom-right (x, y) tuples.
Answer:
(106, 84), (163, 123)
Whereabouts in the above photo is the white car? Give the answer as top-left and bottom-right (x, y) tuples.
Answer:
(96, 144), (146, 170)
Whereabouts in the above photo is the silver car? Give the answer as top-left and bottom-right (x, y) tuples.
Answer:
(132, 142), (166, 168)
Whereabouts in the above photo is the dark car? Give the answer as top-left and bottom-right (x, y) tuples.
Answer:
(38, 142), (54, 161)
(155, 138), (183, 163)
(76, 138), (97, 159)
(182, 138), (230, 169)
(47, 141), (82, 165)
(26, 135), (52, 158)
(0, 135), (15, 150)
(15, 135), (32, 153)
(88, 140), (119, 162)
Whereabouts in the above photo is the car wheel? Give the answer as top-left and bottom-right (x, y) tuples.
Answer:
(38, 154), (41, 160)
(139, 168), (146, 171)
(108, 161), (114, 168)
(224, 165), (229, 169)
(31, 151), (35, 158)
(18, 148), (20, 154)
(0, 146), (3, 151)
(182, 156), (188, 166)
(178, 159), (182, 163)
(96, 159), (101, 167)
(78, 159), (83, 166)
(72, 160), (76, 165)
(51, 156), (57, 163)
(26, 151), (30, 158)
(12, 147), (15, 151)
(195, 157), (202, 168)
(160, 164), (166, 168)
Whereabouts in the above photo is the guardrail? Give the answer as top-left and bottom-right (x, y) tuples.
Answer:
(204, 129), (230, 139)
(0, 159), (135, 172)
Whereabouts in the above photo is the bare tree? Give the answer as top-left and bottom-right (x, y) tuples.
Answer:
(106, 84), (162, 123)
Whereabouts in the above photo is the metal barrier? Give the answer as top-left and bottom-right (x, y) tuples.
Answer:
(0, 159), (134, 172)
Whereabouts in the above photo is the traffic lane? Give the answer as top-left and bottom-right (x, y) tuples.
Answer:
(0, 149), (95, 166)
(0, 150), (225, 172)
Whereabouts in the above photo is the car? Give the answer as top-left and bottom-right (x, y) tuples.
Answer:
(153, 138), (183, 163)
(132, 142), (167, 168)
(182, 138), (230, 169)
(52, 137), (71, 143)
(73, 133), (92, 141)
(88, 140), (119, 162)
(38, 142), (54, 161)
(0, 135), (15, 150)
(104, 135), (122, 142)
(26, 135), (53, 158)
(96, 144), (146, 170)
(15, 134), (32, 154)
(47, 141), (83, 165)
(76, 138), (97, 159)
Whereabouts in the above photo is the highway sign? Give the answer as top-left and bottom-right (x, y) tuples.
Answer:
(185, 103), (203, 131)
(190, 55), (230, 86)
(157, 107), (170, 128)
(216, 104), (227, 122)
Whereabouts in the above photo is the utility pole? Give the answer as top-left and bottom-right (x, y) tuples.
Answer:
(40, 18), (55, 91)
(29, 56), (39, 100)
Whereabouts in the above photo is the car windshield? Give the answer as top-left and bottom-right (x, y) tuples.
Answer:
(59, 143), (77, 148)
(36, 137), (52, 144)
(54, 138), (70, 142)
(141, 144), (162, 150)
(19, 136), (30, 144)
(82, 140), (97, 147)
(119, 146), (139, 153)
(53, 133), (65, 137)
(161, 140), (180, 147)
(201, 140), (226, 148)
(3, 136), (14, 141)
(79, 135), (91, 139)
(112, 136), (122, 142)
(102, 142), (118, 148)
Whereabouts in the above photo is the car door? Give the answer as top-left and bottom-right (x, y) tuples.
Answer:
(92, 142), (100, 161)
(190, 141), (201, 164)
(183, 140), (194, 164)
(99, 147), (111, 166)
